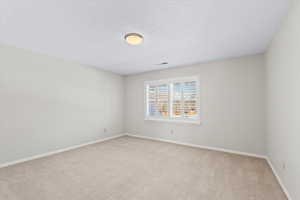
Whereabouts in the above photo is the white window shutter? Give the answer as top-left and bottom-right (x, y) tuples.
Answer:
(182, 81), (198, 119)
(147, 84), (169, 118)
(145, 77), (199, 123)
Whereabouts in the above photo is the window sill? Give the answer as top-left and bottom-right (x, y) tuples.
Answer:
(144, 118), (201, 125)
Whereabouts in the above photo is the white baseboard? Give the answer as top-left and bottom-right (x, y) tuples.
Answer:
(0, 134), (125, 169)
(266, 158), (292, 200)
(126, 133), (293, 199)
(125, 133), (267, 159)
(0, 132), (291, 200)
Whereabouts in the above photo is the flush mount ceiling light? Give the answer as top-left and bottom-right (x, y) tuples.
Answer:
(124, 33), (143, 45)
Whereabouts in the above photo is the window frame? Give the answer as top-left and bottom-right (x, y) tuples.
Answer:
(144, 76), (200, 124)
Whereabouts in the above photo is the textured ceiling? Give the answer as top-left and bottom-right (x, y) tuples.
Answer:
(0, 0), (289, 74)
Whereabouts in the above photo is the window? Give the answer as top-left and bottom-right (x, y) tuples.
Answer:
(145, 77), (200, 124)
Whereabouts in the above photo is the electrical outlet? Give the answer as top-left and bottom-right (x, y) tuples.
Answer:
(170, 129), (174, 134)
(104, 128), (107, 133)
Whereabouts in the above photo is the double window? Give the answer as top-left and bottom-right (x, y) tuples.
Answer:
(145, 77), (200, 124)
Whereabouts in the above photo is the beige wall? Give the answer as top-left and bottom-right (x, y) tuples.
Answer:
(125, 55), (266, 155)
(0, 44), (124, 164)
(266, 0), (300, 199)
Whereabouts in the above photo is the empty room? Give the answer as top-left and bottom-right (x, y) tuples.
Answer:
(0, 0), (299, 199)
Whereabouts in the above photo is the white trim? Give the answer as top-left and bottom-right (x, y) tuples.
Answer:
(0, 134), (125, 169)
(144, 117), (201, 125)
(125, 133), (267, 159)
(144, 76), (200, 123)
(266, 158), (292, 200)
(144, 76), (199, 86)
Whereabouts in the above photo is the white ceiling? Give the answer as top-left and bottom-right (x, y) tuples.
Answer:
(0, 0), (289, 75)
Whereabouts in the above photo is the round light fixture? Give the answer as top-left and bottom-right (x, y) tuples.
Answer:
(124, 33), (143, 45)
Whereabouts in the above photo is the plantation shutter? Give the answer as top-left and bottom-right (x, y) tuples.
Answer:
(148, 85), (157, 117)
(145, 77), (199, 122)
(147, 84), (169, 117)
(171, 80), (198, 119)
(182, 81), (198, 119)
(172, 82), (182, 118)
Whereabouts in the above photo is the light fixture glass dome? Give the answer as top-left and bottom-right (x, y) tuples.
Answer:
(125, 33), (143, 45)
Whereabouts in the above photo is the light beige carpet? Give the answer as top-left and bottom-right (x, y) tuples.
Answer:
(0, 136), (287, 200)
